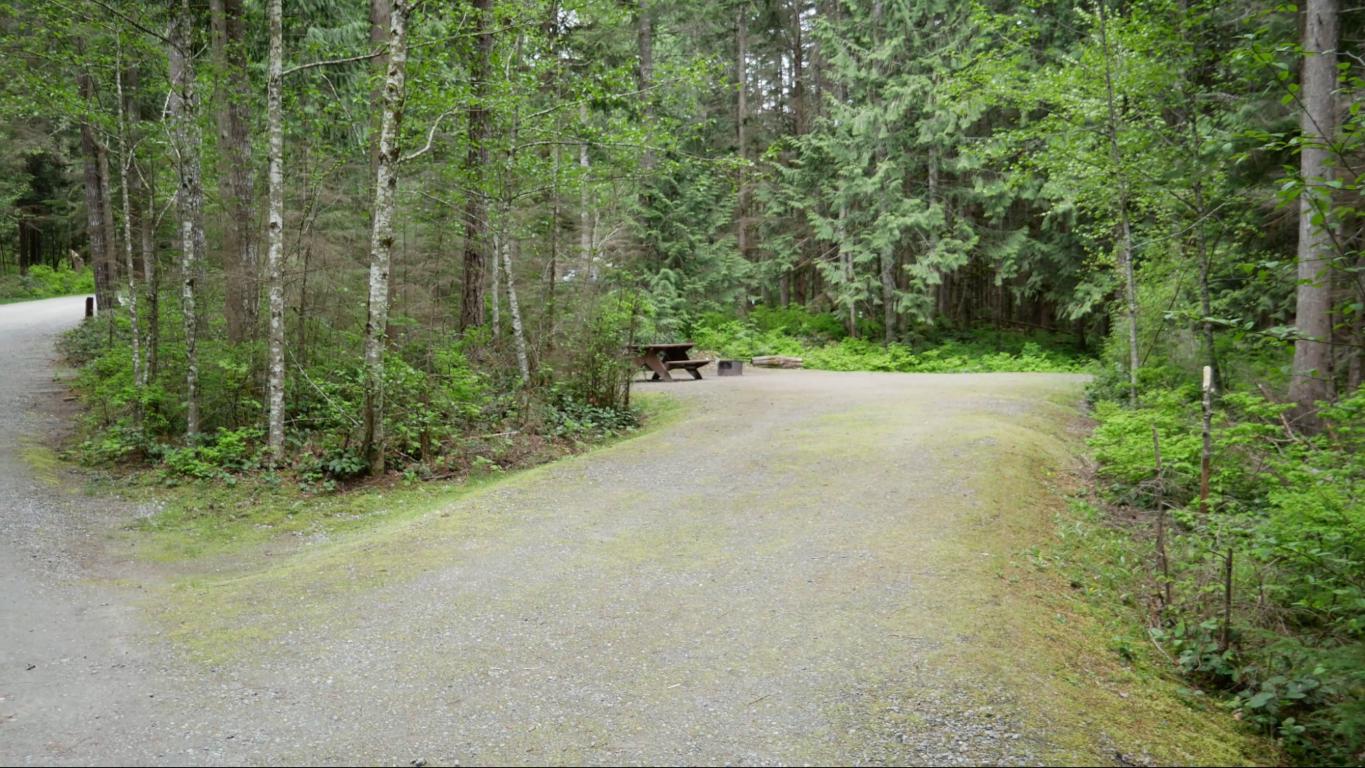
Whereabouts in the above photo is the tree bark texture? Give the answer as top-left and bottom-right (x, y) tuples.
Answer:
(95, 137), (118, 344)
(140, 162), (159, 381)
(361, 0), (411, 476)
(169, 0), (207, 439)
(503, 236), (529, 382)
(459, 0), (492, 331)
(636, 0), (654, 173)
(265, 0), (287, 462)
(369, 0), (393, 172)
(579, 102), (593, 282)
(78, 71), (115, 316)
(1289, 0), (1339, 420)
(116, 59), (143, 391)
(736, 4), (749, 263)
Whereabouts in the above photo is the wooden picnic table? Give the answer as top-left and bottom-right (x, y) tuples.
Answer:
(631, 342), (710, 381)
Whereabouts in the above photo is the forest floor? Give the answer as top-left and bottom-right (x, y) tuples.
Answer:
(0, 295), (1272, 766)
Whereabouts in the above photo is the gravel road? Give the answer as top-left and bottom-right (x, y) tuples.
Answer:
(0, 299), (1247, 766)
(0, 296), (181, 765)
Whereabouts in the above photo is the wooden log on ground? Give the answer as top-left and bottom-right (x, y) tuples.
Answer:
(751, 355), (803, 369)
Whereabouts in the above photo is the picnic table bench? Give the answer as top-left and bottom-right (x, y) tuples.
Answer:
(632, 342), (710, 381)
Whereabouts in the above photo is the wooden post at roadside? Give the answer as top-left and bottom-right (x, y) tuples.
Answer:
(1220, 547), (1234, 652)
(85, 296), (94, 318)
(1200, 365), (1213, 515)
(1152, 426), (1171, 611)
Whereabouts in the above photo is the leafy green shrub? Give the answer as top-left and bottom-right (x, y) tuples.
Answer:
(748, 304), (846, 339)
(59, 315), (114, 366)
(1152, 619), (1239, 684)
(0, 265), (94, 302)
(319, 448), (367, 480)
(558, 290), (644, 410)
(693, 310), (1091, 373)
(1090, 387), (1365, 764)
(544, 387), (639, 438)
(154, 427), (264, 479)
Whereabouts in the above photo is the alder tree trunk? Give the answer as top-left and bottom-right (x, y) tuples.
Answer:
(503, 235), (529, 383)
(78, 69), (114, 315)
(547, 138), (560, 344)
(736, 4), (749, 263)
(839, 202), (855, 338)
(140, 163), (159, 381)
(95, 137), (119, 343)
(168, 0), (207, 439)
(368, 0), (393, 172)
(361, 0), (411, 476)
(501, 40), (530, 384)
(635, 0), (658, 269)
(210, 0), (258, 343)
(491, 231), (502, 335)
(880, 249), (896, 345)
(637, 0), (654, 173)
(265, 0), (286, 462)
(871, 2), (894, 345)
(115, 59), (143, 391)
(783, 0), (804, 305)
(1289, 0), (1339, 422)
(579, 102), (593, 283)
(78, 87), (113, 317)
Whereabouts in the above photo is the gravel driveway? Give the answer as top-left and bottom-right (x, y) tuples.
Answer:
(0, 299), (1259, 766)
(0, 296), (175, 765)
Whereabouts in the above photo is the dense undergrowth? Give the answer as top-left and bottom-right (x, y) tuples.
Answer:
(688, 306), (1094, 374)
(0, 265), (93, 303)
(1082, 361), (1365, 765)
(59, 293), (645, 492)
(63, 301), (1088, 492)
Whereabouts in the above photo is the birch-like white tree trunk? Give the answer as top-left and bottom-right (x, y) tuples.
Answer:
(115, 55), (142, 391)
(361, 0), (411, 476)
(547, 137), (560, 341)
(579, 102), (593, 283)
(838, 202), (854, 338)
(140, 166), (159, 382)
(501, 35), (529, 383)
(265, 0), (286, 462)
(168, 0), (206, 439)
(491, 231), (502, 335)
(503, 235), (529, 382)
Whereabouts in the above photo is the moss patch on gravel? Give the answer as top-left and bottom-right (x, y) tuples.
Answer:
(21, 442), (63, 487)
(143, 392), (683, 664)
(900, 402), (1274, 766)
(799, 385), (1272, 766)
(120, 392), (681, 565)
